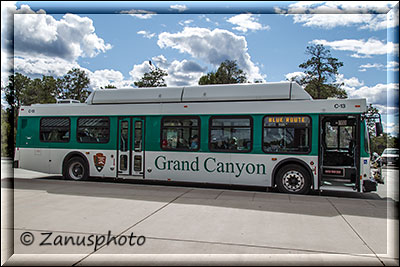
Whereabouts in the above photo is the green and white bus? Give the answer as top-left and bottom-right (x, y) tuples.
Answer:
(14, 82), (382, 194)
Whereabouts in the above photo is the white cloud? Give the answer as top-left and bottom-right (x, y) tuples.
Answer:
(1, 4), (113, 87)
(179, 19), (193, 26)
(335, 74), (364, 88)
(311, 38), (398, 58)
(359, 63), (384, 70)
(129, 56), (207, 87)
(14, 56), (80, 77)
(137, 30), (156, 39)
(348, 83), (399, 107)
(129, 61), (152, 82)
(375, 104), (399, 116)
(89, 69), (135, 89)
(276, 2), (398, 30)
(170, 4), (188, 12)
(285, 71), (306, 82)
(386, 61), (399, 71)
(120, 9), (156, 19)
(358, 62), (399, 72)
(382, 120), (399, 136)
(165, 60), (206, 87)
(151, 55), (169, 69)
(227, 14), (270, 32)
(13, 10), (112, 61)
(12, 53), (135, 90)
(157, 27), (265, 82)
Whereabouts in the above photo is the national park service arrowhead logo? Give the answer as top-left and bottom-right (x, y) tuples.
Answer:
(94, 153), (106, 172)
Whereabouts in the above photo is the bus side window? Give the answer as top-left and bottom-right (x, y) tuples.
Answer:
(77, 117), (110, 144)
(209, 116), (252, 152)
(262, 116), (311, 154)
(40, 117), (70, 143)
(161, 116), (200, 151)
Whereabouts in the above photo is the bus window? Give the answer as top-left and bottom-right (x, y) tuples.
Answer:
(209, 116), (252, 152)
(134, 121), (142, 152)
(120, 121), (129, 152)
(40, 117), (70, 142)
(262, 116), (310, 154)
(77, 117), (110, 143)
(324, 119), (355, 151)
(161, 117), (200, 151)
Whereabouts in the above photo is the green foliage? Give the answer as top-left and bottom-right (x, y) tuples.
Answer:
(101, 84), (117, 89)
(298, 44), (346, 99)
(303, 80), (347, 99)
(1, 68), (91, 157)
(58, 68), (91, 102)
(370, 133), (398, 155)
(198, 60), (247, 85)
(1, 107), (11, 157)
(134, 67), (168, 88)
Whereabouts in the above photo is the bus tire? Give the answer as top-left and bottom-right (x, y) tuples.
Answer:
(64, 157), (89, 181)
(276, 164), (310, 194)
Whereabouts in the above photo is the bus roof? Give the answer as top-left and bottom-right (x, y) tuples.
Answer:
(85, 82), (312, 105)
(19, 82), (368, 116)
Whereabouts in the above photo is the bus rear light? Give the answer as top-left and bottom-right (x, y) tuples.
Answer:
(355, 105), (360, 108)
(184, 105), (188, 108)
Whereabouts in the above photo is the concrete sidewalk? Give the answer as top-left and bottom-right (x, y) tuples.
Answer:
(1, 163), (399, 265)
(2, 178), (399, 265)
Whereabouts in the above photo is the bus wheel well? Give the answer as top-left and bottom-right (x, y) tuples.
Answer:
(272, 159), (313, 188)
(62, 152), (90, 178)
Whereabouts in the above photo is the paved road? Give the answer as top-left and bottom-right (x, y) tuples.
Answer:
(1, 160), (399, 266)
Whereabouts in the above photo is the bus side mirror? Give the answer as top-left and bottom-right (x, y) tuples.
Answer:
(375, 122), (383, 136)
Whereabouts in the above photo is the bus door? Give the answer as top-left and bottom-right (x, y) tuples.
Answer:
(117, 117), (145, 178)
(319, 115), (360, 191)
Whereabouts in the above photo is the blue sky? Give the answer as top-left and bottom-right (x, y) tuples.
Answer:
(1, 1), (399, 135)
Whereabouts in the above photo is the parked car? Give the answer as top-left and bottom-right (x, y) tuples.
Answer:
(380, 148), (399, 166)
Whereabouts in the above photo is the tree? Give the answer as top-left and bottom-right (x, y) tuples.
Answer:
(59, 68), (90, 102)
(3, 73), (32, 158)
(134, 67), (168, 88)
(1, 107), (11, 157)
(101, 84), (117, 89)
(4, 73), (31, 111)
(370, 133), (398, 155)
(2, 69), (89, 157)
(198, 60), (247, 85)
(298, 44), (347, 99)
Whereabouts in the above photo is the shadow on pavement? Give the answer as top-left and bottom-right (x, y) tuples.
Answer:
(2, 176), (397, 220)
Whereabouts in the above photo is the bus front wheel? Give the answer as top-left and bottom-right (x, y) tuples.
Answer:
(64, 157), (89, 181)
(276, 164), (311, 194)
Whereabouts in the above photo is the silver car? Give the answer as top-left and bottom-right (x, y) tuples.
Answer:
(380, 148), (399, 166)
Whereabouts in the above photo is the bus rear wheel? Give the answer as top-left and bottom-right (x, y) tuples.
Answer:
(64, 157), (88, 181)
(276, 164), (310, 194)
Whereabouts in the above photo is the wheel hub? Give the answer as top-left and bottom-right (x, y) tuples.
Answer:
(69, 162), (84, 180)
(283, 171), (304, 192)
